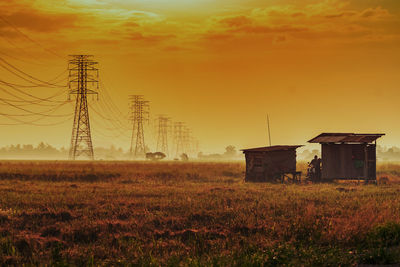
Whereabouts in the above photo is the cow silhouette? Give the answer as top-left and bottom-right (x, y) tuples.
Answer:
(146, 152), (166, 161)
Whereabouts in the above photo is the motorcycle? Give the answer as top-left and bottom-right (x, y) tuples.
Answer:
(306, 162), (317, 182)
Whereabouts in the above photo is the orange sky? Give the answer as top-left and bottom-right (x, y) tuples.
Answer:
(0, 0), (399, 154)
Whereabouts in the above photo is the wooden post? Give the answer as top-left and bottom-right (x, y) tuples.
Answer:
(267, 115), (272, 147)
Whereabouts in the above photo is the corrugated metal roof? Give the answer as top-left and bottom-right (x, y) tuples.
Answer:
(308, 133), (385, 144)
(241, 145), (303, 153)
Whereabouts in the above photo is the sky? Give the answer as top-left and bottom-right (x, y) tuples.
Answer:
(0, 0), (399, 155)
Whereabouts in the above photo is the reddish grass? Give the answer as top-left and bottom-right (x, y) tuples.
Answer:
(0, 160), (399, 265)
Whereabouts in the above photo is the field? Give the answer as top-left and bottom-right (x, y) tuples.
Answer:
(1, 161), (400, 266)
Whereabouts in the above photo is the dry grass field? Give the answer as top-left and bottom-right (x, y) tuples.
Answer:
(1, 160), (400, 266)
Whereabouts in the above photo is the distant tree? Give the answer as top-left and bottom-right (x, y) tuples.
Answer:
(37, 142), (46, 150)
(23, 144), (34, 151)
(224, 145), (237, 157)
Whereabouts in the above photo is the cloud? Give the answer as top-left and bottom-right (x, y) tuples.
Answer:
(229, 24), (308, 34)
(274, 35), (287, 43)
(128, 32), (174, 44)
(323, 7), (390, 20)
(163, 45), (190, 52)
(291, 12), (305, 18)
(219, 16), (252, 28)
(0, 0), (79, 34)
(1, 10), (78, 32)
(360, 7), (391, 19)
(0, 28), (19, 38)
(324, 11), (357, 19)
(200, 1), (397, 49)
(124, 21), (140, 28)
(0, 0), (398, 54)
(202, 32), (233, 42)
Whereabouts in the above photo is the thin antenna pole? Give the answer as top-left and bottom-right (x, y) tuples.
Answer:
(267, 115), (272, 146)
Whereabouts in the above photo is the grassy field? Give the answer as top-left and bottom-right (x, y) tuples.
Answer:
(1, 161), (400, 266)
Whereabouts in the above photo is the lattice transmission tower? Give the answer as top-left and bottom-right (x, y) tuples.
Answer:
(68, 55), (99, 160)
(173, 122), (185, 157)
(156, 115), (170, 156)
(193, 138), (200, 156)
(183, 127), (192, 155)
(129, 95), (149, 157)
(129, 95), (142, 156)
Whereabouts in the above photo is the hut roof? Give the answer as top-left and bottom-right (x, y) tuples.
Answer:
(241, 145), (303, 153)
(308, 133), (385, 144)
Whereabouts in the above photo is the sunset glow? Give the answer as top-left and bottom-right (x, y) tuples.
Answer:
(3, 2), (400, 264)
(0, 0), (399, 153)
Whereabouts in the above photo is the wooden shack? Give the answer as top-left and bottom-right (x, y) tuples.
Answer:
(242, 145), (303, 182)
(308, 133), (385, 181)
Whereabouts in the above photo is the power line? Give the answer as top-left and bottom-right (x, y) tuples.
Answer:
(0, 49), (44, 66)
(88, 103), (131, 138)
(88, 91), (132, 135)
(0, 33), (48, 66)
(0, 57), (67, 87)
(0, 83), (66, 104)
(98, 80), (129, 120)
(0, 112), (73, 126)
(91, 100), (130, 129)
(94, 80), (131, 128)
(0, 68), (69, 88)
(90, 100), (130, 131)
(0, 98), (71, 117)
(89, 116), (131, 139)
(0, 15), (65, 59)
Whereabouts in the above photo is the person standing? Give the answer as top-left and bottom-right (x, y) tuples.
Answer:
(309, 155), (322, 181)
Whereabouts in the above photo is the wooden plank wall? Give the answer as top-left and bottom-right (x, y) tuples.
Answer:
(322, 144), (373, 180)
(245, 150), (296, 181)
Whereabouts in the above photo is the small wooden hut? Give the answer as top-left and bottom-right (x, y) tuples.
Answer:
(242, 145), (303, 182)
(308, 133), (385, 181)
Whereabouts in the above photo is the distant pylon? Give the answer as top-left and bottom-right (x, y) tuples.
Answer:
(68, 55), (99, 160)
(129, 95), (149, 157)
(156, 115), (170, 156)
(174, 122), (185, 157)
(193, 138), (200, 156)
(183, 127), (192, 155)
(129, 95), (143, 156)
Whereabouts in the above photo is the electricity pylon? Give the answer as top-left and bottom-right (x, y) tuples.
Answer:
(68, 55), (98, 160)
(156, 115), (170, 156)
(183, 127), (192, 155)
(193, 138), (200, 156)
(173, 122), (185, 157)
(129, 95), (149, 157)
(129, 95), (143, 156)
